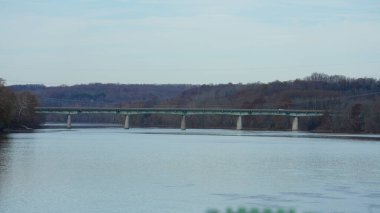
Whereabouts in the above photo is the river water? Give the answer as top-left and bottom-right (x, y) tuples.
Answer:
(0, 128), (380, 213)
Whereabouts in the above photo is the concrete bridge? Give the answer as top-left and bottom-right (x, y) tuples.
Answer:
(35, 107), (325, 131)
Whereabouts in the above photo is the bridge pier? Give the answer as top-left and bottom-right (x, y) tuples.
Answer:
(236, 115), (243, 130)
(124, 114), (130, 129)
(292, 116), (298, 131)
(181, 115), (186, 130)
(67, 114), (72, 129)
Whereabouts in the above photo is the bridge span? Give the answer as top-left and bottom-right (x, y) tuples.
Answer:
(35, 107), (325, 131)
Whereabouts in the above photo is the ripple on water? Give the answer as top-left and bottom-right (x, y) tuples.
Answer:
(324, 185), (358, 195)
(212, 193), (298, 202)
(280, 192), (344, 200)
(363, 193), (380, 198)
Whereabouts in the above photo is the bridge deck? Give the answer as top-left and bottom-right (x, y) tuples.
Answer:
(35, 107), (325, 117)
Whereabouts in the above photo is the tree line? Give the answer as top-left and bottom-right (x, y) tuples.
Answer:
(0, 78), (40, 131)
(7, 73), (380, 133)
(9, 83), (193, 107)
(157, 73), (380, 133)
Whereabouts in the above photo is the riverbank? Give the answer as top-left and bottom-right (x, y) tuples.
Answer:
(0, 126), (36, 133)
(9, 125), (380, 142)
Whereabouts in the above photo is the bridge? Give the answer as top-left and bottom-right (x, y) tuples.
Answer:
(35, 107), (325, 131)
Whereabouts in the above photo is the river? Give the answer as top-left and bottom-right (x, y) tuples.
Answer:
(0, 128), (380, 213)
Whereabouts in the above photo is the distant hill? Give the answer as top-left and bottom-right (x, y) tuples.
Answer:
(9, 83), (193, 107)
(7, 73), (380, 133)
(158, 73), (380, 132)
(164, 73), (380, 109)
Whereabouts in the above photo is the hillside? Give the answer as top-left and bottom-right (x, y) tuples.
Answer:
(9, 83), (193, 107)
(7, 73), (380, 133)
(158, 73), (380, 132)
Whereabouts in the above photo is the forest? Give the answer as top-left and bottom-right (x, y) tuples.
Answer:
(158, 73), (380, 133)
(0, 78), (40, 131)
(6, 73), (380, 133)
(9, 83), (193, 107)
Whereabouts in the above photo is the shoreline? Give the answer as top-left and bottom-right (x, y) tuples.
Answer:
(2, 126), (380, 142)
(3, 124), (380, 135)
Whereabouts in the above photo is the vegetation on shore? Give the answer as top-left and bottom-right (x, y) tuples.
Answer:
(8, 73), (380, 133)
(0, 78), (39, 132)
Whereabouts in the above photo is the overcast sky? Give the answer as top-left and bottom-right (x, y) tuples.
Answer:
(1, 0), (380, 85)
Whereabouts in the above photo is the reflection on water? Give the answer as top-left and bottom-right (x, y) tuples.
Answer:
(0, 128), (380, 213)
(0, 135), (10, 169)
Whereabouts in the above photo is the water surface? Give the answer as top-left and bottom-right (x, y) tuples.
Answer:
(1, 128), (380, 213)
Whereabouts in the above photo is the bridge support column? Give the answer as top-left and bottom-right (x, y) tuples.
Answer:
(292, 117), (298, 131)
(124, 114), (130, 129)
(67, 114), (72, 129)
(236, 115), (243, 130)
(181, 115), (186, 130)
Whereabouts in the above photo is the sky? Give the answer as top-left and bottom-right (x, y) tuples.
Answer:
(1, 0), (380, 85)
